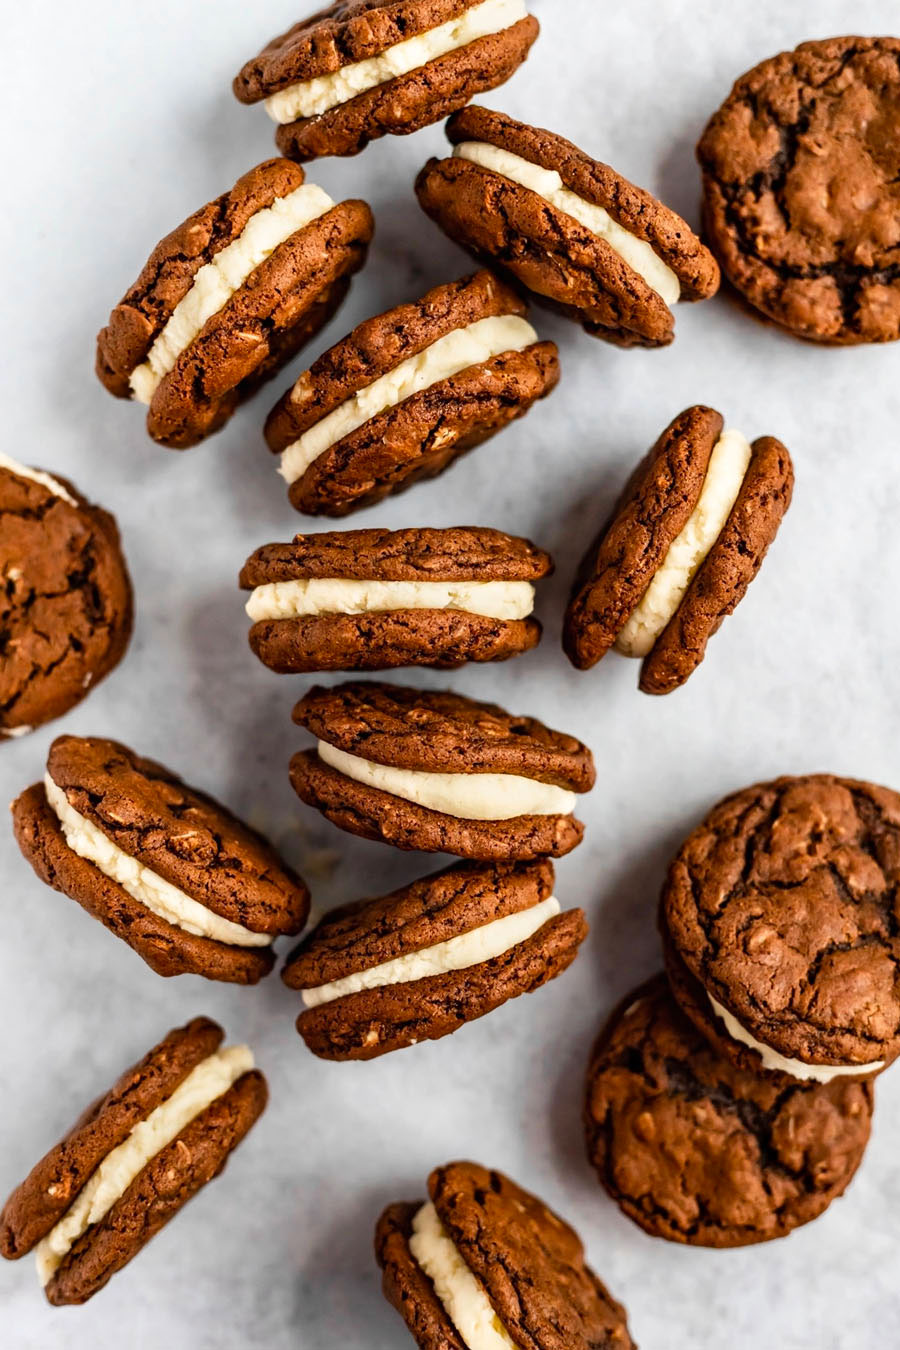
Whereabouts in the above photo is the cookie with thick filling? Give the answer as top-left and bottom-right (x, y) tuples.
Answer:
(265, 270), (558, 516)
(584, 976), (874, 1247)
(376, 1161), (635, 1350)
(96, 158), (373, 447)
(11, 736), (310, 983)
(415, 105), (720, 347)
(0, 1017), (266, 1305)
(282, 858), (586, 1058)
(661, 775), (900, 1081)
(290, 680), (595, 859)
(240, 526), (552, 672)
(563, 405), (793, 693)
(0, 455), (133, 740)
(698, 36), (900, 344)
(233, 0), (539, 162)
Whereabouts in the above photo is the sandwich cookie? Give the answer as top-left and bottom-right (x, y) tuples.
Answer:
(290, 680), (595, 859)
(563, 406), (793, 693)
(233, 0), (539, 162)
(698, 37), (900, 345)
(0, 455), (132, 740)
(376, 1161), (635, 1350)
(266, 271), (558, 516)
(96, 159), (373, 447)
(282, 859), (586, 1059)
(661, 775), (900, 1083)
(584, 976), (874, 1247)
(240, 526), (552, 672)
(12, 736), (310, 983)
(416, 106), (720, 347)
(0, 1017), (266, 1304)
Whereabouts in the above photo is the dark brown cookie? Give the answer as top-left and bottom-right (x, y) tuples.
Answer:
(266, 270), (558, 516)
(698, 37), (900, 344)
(234, 1), (539, 162)
(584, 976), (874, 1247)
(416, 105), (719, 346)
(0, 1017), (266, 1304)
(96, 159), (373, 447)
(12, 736), (309, 983)
(0, 459), (133, 739)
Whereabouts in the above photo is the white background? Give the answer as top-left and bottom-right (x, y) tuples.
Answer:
(2, 2), (899, 1346)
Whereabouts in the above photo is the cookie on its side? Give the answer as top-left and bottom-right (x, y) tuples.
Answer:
(266, 270), (558, 516)
(96, 159), (373, 447)
(0, 456), (132, 740)
(234, 0), (539, 162)
(416, 105), (719, 347)
(12, 736), (310, 984)
(564, 405), (793, 693)
(0, 1017), (266, 1305)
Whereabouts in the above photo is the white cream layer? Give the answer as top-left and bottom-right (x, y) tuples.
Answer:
(129, 183), (335, 405)
(0, 452), (77, 506)
(409, 1201), (517, 1350)
(265, 0), (527, 124)
(615, 428), (753, 658)
(278, 313), (537, 485)
(709, 995), (885, 1084)
(453, 140), (681, 307)
(301, 895), (560, 1007)
(245, 578), (535, 623)
(35, 1045), (254, 1285)
(317, 741), (576, 821)
(44, 773), (272, 948)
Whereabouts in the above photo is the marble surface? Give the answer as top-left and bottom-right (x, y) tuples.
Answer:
(2, 1), (899, 1345)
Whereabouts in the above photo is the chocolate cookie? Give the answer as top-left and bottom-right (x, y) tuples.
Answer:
(698, 37), (900, 344)
(12, 736), (310, 983)
(584, 976), (874, 1247)
(563, 406), (793, 693)
(283, 858), (586, 1058)
(661, 775), (900, 1081)
(0, 1017), (266, 1305)
(0, 455), (132, 740)
(416, 105), (720, 347)
(290, 680), (595, 859)
(234, 0), (539, 162)
(376, 1161), (635, 1349)
(241, 525), (552, 672)
(96, 159), (373, 447)
(265, 270), (558, 515)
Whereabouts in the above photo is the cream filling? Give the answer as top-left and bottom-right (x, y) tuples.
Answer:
(615, 428), (753, 658)
(453, 140), (681, 307)
(278, 313), (537, 485)
(0, 452), (77, 506)
(43, 773), (272, 948)
(246, 578), (535, 623)
(409, 1202), (516, 1350)
(35, 1045), (253, 1285)
(709, 995), (885, 1084)
(317, 741), (576, 821)
(129, 183), (334, 405)
(301, 895), (560, 1007)
(264, 0), (528, 124)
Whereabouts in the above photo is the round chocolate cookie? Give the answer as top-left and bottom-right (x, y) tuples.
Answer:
(563, 405), (793, 693)
(376, 1161), (635, 1349)
(233, 0), (539, 162)
(0, 1017), (266, 1305)
(698, 37), (900, 344)
(661, 775), (900, 1080)
(584, 976), (874, 1247)
(240, 525), (552, 672)
(96, 159), (373, 448)
(266, 270), (558, 516)
(291, 680), (595, 859)
(416, 105), (720, 347)
(12, 736), (310, 983)
(0, 456), (132, 740)
(282, 858), (586, 1058)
